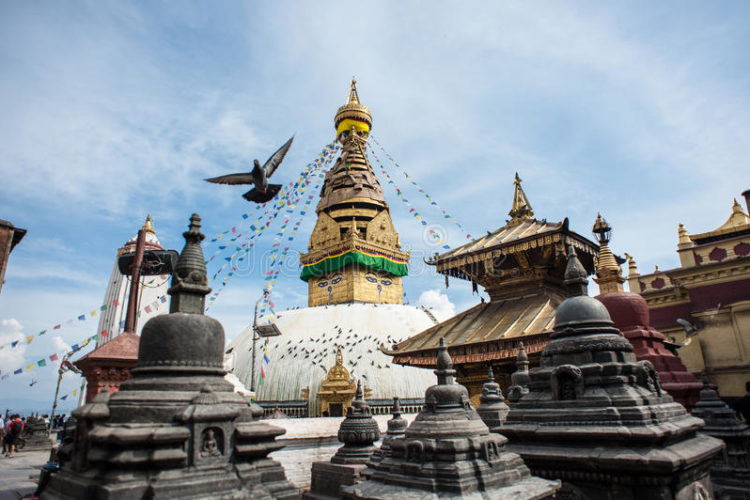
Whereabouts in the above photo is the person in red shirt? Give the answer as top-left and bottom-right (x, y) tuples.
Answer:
(5, 414), (24, 458)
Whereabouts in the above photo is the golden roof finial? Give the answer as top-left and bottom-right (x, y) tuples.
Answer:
(347, 77), (360, 105)
(335, 345), (343, 366)
(624, 252), (639, 277)
(678, 223), (691, 244)
(592, 213), (623, 294)
(335, 78), (372, 137)
(141, 214), (155, 234)
(507, 173), (534, 225)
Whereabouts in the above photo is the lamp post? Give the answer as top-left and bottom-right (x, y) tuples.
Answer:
(250, 288), (271, 393)
(49, 354), (81, 435)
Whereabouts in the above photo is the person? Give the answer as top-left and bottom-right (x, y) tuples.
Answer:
(732, 380), (750, 423)
(6, 414), (24, 457)
(2, 417), (11, 456)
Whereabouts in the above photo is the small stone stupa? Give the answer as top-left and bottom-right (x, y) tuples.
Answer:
(506, 342), (531, 403)
(475, 366), (510, 432)
(41, 214), (297, 500)
(500, 245), (724, 499)
(341, 339), (560, 499)
(306, 380), (380, 499)
(368, 397), (407, 467)
(691, 376), (750, 498)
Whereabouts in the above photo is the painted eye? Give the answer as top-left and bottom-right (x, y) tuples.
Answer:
(365, 275), (378, 283)
(317, 280), (328, 287)
(380, 279), (392, 286)
(331, 276), (343, 285)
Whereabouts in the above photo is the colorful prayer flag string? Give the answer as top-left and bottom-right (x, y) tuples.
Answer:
(369, 135), (474, 241)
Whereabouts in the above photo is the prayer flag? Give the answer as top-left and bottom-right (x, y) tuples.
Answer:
(26, 364), (35, 370)
(61, 395), (68, 400)
(90, 310), (98, 317)
(14, 369), (22, 375)
(39, 330), (47, 336)
(113, 299), (120, 306)
(100, 304), (107, 311)
(78, 315), (85, 321)
(11, 341), (18, 348)
(53, 324), (61, 330)
(73, 389), (78, 396)
(37, 359), (46, 367)
(26, 335), (33, 344)
(50, 354), (59, 362)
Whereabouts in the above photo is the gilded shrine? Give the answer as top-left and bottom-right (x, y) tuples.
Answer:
(300, 78), (409, 307)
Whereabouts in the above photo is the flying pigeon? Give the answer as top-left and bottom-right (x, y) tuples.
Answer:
(205, 136), (294, 203)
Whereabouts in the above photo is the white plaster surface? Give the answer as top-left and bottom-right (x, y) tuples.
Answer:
(226, 303), (440, 415)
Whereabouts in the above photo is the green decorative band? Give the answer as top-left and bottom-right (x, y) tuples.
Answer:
(300, 248), (408, 281)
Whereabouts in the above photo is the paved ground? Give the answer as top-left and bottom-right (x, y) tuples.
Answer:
(0, 450), (49, 500)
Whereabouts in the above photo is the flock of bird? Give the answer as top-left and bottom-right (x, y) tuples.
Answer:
(271, 323), (409, 379)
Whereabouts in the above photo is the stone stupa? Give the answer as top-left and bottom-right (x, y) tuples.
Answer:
(306, 380), (380, 499)
(341, 339), (560, 499)
(41, 214), (297, 500)
(475, 365), (510, 432)
(691, 376), (750, 498)
(500, 245), (724, 499)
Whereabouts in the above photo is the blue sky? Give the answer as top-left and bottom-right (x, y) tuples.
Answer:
(1, 1), (749, 410)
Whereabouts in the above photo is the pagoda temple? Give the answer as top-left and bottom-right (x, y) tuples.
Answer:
(592, 214), (702, 409)
(226, 80), (439, 416)
(385, 174), (598, 404)
(629, 191), (750, 396)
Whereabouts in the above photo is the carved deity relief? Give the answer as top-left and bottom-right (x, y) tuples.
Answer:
(199, 428), (222, 458)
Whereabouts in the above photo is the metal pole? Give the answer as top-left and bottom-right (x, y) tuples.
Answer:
(48, 356), (67, 435)
(250, 289), (270, 393)
(123, 227), (147, 334)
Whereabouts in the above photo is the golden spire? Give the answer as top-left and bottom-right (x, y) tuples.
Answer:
(592, 213), (624, 294)
(624, 253), (639, 277)
(141, 214), (155, 234)
(335, 77), (372, 137)
(678, 223), (690, 244)
(507, 173), (534, 225)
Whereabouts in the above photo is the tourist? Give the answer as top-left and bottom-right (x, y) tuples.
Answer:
(6, 414), (24, 458)
(2, 417), (11, 455)
(731, 381), (750, 423)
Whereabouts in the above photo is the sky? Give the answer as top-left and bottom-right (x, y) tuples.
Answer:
(0, 1), (749, 411)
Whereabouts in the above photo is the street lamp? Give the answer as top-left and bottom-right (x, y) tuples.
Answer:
(250, 288), (270, 393)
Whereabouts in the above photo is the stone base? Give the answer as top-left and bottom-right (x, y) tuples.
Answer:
(711, 466), (750, 500)
(304, 461), (367, 499)
(21, 435), (54, 451)
(506, 432), (721, 500)
(340, 476), (559, 499)
(41, 458), (298, 500)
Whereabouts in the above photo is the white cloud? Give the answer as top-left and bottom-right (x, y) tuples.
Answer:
(417, 289), (456, 321)
(0, 319), (27, 374)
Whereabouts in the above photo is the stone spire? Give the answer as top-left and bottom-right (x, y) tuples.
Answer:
(300, 80), (409, 307)
(342, 338), (560, 499)
(43, 213), (298, 499)
(500, 247), (723, 498)
(690, 375), (750, 497)
(507, 342), (531, 403)
(592, 213), (625, 294)
(508, 172), (534, 225)
(476, 365), (510, 431)
(331, 379), (380, 465)
(563, 244), (588, 297)
(169, 213), (210, 314)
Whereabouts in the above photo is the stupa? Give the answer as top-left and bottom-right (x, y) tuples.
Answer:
(95, 215), (169, 345)
(227, 80), (439, 416)
(506, 342), (530, 402)
(475, 366), (510, 431)
(500, 245), (724, 499)
(367, 397), (407, 467)
(592, 214), (702, 408)
(691, 376), (750, 498)
(41, 214), (297, 500)
(340, 339), (560, 499)
(306, 380), (380, 499)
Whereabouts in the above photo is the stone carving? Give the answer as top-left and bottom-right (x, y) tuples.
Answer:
(341, 338), (560, 499)
(41, 214), (297, 500)
(500, 245), (724, 499)
(332, 379), (380, 465)
(507, 342), (531, 403)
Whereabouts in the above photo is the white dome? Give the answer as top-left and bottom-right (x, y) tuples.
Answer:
(226, 303), (439, 415)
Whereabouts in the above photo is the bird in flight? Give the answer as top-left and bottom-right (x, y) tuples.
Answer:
(205, 136), (294, 203)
